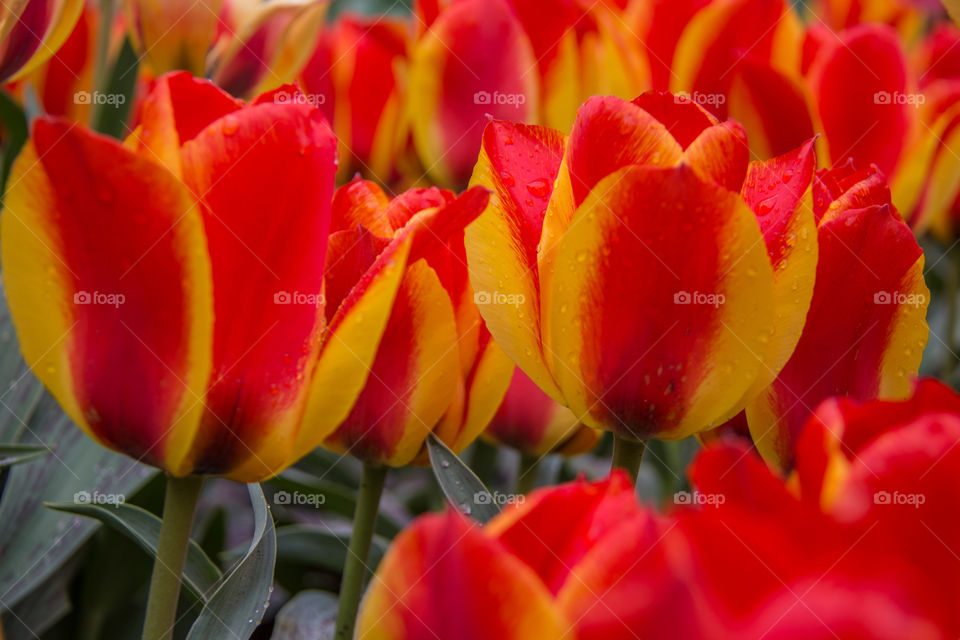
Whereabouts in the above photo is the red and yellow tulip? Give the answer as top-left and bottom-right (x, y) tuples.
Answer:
(483, 367), (599, 456)
(125, 0), (223, 76)
(466, 91), (818, 443)
(0, 71), (475, 481)
(738, 161), (929, 470)
(0, 0), (85, 83)
(358, 379), (960, 638)
(317, 177), (514, 466)
(299, 13), (411, 184)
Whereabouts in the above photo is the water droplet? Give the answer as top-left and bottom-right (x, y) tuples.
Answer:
(440, 460), (450, 468)
(526, 178), (550, 199)
(222, 115), (240, 136)
(499, 170), (515, 187)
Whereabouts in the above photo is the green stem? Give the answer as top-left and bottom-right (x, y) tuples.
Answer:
(335, 463), (388, 640)
(515, 453), (540, 495)
(942, 249), (960, 380)
(90, 0), (115, 131)
(611, 434), (646, 482)
(141, 474), (204, 640)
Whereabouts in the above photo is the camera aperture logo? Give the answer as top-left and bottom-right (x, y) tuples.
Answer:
(874, 290), (925, 308)
(873, 490), (925, 508)
(74, 91), (126, 106)
(873, 91), (925, 108)
(273, 90), (326, 106)
(473, 491), (525, 506)
(273, 490), (326, 508)
(674, 291), (725, 308)
(474, 290), (525, 308)
(473, 90), (526, 108)
(674, 490), (725, 507)
(274, 290), (325, 307)
(74, 490), (125, 507)
(674, 91), (725, 107)
(74, 290), (125, 308)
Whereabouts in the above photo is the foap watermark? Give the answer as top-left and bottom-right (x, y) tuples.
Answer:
(74, 490), (125, 507)
(473, 90), (526, 108)
(273, 90), (326, 106)
(74, 291), (125, 308)
(874, 290), (925, 307)
(874, 490), (925, 508)
(674, 490), (725, 507)
(674, 291), (725, 307)
(74, 90), (126, 106)
(674, 91), (726, 107)
(273, 490), (326, 508)
(874, 91), (925, 108)
(474, 491), (525, 506)
(274, 291), (325, 307)
(474, 290), (525, 308)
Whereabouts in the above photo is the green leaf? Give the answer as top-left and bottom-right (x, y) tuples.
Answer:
(44, 500), (222, 601)
(426, 434), (500, 523)
(0, 89), (27, 199)
(0, 443), (48, 468)
(0, 561), (74, 640)
(186, 484), (277, 640)
(269, 590), (338, 640)
(275, 524), (388, 575)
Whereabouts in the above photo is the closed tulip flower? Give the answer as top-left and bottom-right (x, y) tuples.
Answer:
(466, 91), (819, 474)
(1, 71), (431, 482)
(0, 0), (84, 82)
(125, 0), (223, 76)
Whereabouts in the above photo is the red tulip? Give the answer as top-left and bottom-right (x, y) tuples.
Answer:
(739, 161), (929, 470)
(484, 367), (599, 456)
(0, 0), (84, 83)
(318, 178), (512, 466)
(0, 72), (459, 480)
(467, 91), (817, 442)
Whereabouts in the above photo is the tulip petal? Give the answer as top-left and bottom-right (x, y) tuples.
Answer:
(808, 24), (909, 178)
(407, 0), (539, 186)
(488, 471), (640, 594)
(126, 0), (224, 75)
(747, 204), (928, 470)
(547, 164), (776, 439)
(1, 119), (213, 473)
(467, 120), (567, 402)
(129, 71), (243, 177)
(714, 138), (818, 418)
(329, 177), (392, 236)
(630, 90), (717, 148)
(567, 95), (684, 207)
(178, 102), (337, 479)
(0, 0), (84, 82)
(322, 260), (460, 467)
(356, 511), (569, 640)
(683, 119), (750, 191)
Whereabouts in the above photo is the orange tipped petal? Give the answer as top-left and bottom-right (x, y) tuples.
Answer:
(683, 119), (750, 191)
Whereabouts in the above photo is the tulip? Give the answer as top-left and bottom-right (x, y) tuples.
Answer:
(406, 0), (650, 187)
(0, 0), (84, 83)
(466, 91), (818, 477)
(125, 0), (223, 76)
(359, 418), (959, 638)
(668, 0), (814, 159)
(208, 0), (327, 97)
(316, 177), (508, 468)
(300, 177), (507, 639)
(738, 161), (929, 470)
(484, 367), (599, 458)
(1, 71), (465, 638)
(299, 13), (410, 184)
